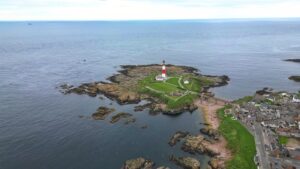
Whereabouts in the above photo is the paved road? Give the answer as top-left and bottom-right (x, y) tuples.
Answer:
(254, 123), (270, 169)
(269, 156), (300, 168)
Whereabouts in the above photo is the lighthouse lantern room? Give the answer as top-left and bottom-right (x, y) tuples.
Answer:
(156, 60), (167, 81)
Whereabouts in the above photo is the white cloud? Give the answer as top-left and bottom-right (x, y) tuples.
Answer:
(0, 0), (300, 20)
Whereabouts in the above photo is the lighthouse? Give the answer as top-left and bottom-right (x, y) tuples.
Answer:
(155, 60), (167, 81)
(162, 60), (167, 78)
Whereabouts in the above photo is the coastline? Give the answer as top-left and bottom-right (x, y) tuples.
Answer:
(195, 97), (232, 161)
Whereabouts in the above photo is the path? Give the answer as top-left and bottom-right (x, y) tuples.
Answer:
(194, 98), (232, 160)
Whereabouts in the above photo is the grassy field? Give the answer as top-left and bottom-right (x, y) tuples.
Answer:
(147, 82), (181, 93)
(217, 106), (257, 169)
(138, 74), (199, 109)
(166, 77), (181, 87)
(181, 77), (202, 92)
(279, 136), (289, 145)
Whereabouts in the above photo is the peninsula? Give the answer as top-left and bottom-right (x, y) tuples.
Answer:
(60, 61), (229, 115)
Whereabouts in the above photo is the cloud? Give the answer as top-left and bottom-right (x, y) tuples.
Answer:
(0, 0), (300, 20)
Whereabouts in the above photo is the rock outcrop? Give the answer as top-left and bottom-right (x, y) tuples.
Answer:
(200, 128), (220, 140)
(284, 59), (300, 63)
(181, 135), (219, 156)
(289, 76), (300, 82)
(207, 158), (225, 169)
(110, 112), (133, 123)
(91, 106), (115, 120)
(134, 103), (153, 112)
(122, 157), (154, 169)
(170, 155), (201, 169)
(168, 131), (189, 146)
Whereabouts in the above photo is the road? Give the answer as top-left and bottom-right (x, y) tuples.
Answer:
(254, 123), (271, 169)
(269, 156), (300, 168)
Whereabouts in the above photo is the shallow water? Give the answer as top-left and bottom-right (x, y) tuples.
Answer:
(0, 20), (300, 169)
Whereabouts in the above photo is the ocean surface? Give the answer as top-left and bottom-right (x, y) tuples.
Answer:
(0, 19), (300, 169)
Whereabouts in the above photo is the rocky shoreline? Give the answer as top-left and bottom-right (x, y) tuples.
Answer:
(59, 64), (229, 115)
(59, 64), (231, 169)
(121, 127), (227, 169)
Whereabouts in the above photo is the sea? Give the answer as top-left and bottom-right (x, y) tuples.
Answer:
(0, 19), (300, 169)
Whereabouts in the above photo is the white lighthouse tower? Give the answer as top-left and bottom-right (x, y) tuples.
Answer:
(162, 60), (167, 78)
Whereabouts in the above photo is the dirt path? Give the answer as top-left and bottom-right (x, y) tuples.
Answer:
(195, 98), (232, 161)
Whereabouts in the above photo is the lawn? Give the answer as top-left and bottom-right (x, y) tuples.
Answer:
(217, 106), (257, 169)
(167, 93), (198, 109)
(166, 77), (181, 87)
(182, 78), (202, 92)
(147, 82), (182, 93)
(138, 75), (200, 109)
(181, 76), (216, 93)
(279, 136), (289, 145)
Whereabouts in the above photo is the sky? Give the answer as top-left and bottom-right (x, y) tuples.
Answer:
(1, 0), (300, 21)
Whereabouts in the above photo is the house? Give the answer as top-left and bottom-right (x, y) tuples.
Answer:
(292, 96), (300, 103)
(184, 80), (189, 84)
(155, 75), (165, 81)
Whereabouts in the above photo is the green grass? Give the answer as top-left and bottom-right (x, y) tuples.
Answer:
(197, 77), (215, 86)
(182, 78), (202, 92)
(166, 77), (181, 87)
(167, 93), (198, 109)
(233, 96), (254, 105)
(138, 75), (201, 109)
(217, 106), (257, 169)
(279, 136), (289, 145)
(148, 82), (182, 93)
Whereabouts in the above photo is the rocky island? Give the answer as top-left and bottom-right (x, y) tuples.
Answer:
(284, 59), (300, 63)
(284, 59), (300, 83)
(59, 62), (232, 169)
(60, 63), (229, 115)
(289, 75), (300, 82)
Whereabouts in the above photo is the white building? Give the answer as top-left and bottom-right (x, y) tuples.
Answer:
(292, 96), (300, 103)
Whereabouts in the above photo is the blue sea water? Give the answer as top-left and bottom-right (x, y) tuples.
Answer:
(0, 19), (300, 169)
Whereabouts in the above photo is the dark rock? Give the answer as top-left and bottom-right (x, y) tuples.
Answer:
(60, 83), (74, 90)
(284, 59), (300, 63)
(134, 103), (153, 112)
(141, 125), (148, 129)
(256, 88), (273, 95)
(122, 157), (154, 169)
(168, 131), (189, 146)
(170, 155), (201, 169)
(91, 106), (115, 120)
(289, 76), (300, 82)
(110, 112), (133, 123)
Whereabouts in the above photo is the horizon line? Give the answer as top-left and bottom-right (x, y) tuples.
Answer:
(1, 17), (300, 22)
